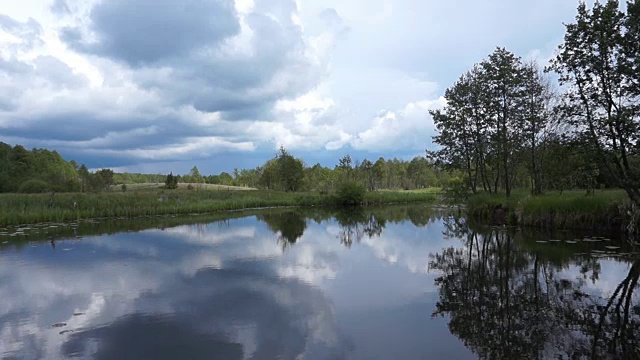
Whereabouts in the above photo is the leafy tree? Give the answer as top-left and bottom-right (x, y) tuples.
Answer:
(185, 166), (203, 184)
(218, 172), (234, 185)
(259, 160), (279, 190)
(96, 169), (115, 191)
(78, 164), (90, 193)
(358, 159), (376, 191)
(276, 147), (304, 192)
(549, 0), (640, 204)
(431, 48), (553, 196)
(336, 154), (353, 181)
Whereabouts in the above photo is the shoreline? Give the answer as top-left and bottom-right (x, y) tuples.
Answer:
(0, 189), (440, 226)
(464, 190), (637, 234)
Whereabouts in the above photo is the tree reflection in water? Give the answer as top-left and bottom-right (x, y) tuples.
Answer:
(334, 208), (385, 248)
(430, 217), (640, 359)
(257, 206), (439, 251)
(258, 211), (307, 251)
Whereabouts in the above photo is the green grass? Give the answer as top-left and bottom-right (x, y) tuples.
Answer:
(0, 188), (439, 226)
(466, 189), (632, 230)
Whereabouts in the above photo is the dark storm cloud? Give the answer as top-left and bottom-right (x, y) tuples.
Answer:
(63, 0), (240, 67)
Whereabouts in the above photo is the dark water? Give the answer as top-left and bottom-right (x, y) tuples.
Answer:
(0, 205), (639, 359)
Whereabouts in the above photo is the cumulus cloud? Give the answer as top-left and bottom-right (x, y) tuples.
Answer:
(351, 97), (445, 152)
(0, 0), (582, 171)
(0, 0), (345, 168)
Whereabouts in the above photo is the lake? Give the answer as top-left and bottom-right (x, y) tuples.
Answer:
(1, 205), (638, 359)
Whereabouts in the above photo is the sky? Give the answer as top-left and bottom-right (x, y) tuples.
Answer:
(0, 0), (584, 174)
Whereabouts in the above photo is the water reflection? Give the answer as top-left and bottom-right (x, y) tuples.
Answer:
(258, 211), (307, 250)
(430, 218), (640, 359)
(0, 205), (637, 359)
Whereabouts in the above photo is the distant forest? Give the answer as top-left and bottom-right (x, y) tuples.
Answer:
(0, 141), (452, 193)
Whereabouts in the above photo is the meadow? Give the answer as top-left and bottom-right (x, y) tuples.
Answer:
(0, 184), (440, 226)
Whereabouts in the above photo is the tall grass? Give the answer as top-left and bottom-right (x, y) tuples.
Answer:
(466, 189), (633, 231)
(0, 188), (439, 226)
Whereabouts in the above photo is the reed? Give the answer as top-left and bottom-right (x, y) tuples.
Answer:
(0, 188), (439, 226)
(466, 190), (632, 231)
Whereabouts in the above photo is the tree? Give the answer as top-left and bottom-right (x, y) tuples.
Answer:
(218, 172), (234, 185)
(482, 48), (528, 197)
(549, 0), (640, 204)
(431, 48), (552, 197)
(521, 61), (554, 195)
(187, 166), (203, 184)
(336, 155), (353, 181)
(276, 147), (304, 192)
(96, 169), (114, 191)
(358, 159), (376, 191)
(78, 164), (90, 193)
(165, 172), (178, 189)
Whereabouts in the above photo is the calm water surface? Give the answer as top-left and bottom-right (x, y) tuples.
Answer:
(0, 205), (638, 359)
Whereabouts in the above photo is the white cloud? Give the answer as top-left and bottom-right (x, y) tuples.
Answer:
(351, 97), (446, 152)
(0, 0), (584, 171)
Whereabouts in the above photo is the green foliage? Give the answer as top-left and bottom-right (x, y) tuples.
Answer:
(95, 169), (115, 191)
(0, 189), (438, 226)
(335, 181), (366, 206)
(466, 190), (631, 230)
(113, 173), (165, 184)
(277, 148), (304, 192)
(443, 176), (470, 204)
(18, 180), (51, 194)
(164, 172), (179, 189)
(0, 142), (79, 193)
(182, 166), (204, 184)
(121, 184), (127, 193)
(549, 0), (640, 205)
(430, 48), (554, 197)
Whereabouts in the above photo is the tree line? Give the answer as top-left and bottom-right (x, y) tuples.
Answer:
(0, 142), (114, 193)
(430, 0), (640, 204)
(0, 141), (449, 194)
(169, 147), (450, 192)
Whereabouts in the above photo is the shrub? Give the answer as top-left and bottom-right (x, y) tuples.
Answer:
(165, 172), (179, 189)
(18, 179), (51, 193)
(335, 181), (365, 206)
(443, 176), (470, 204)
(121, 184), (127, 192)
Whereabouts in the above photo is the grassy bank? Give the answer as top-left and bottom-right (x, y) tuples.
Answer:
(466, 189), (634, 231)
(0, 188), (440, 226)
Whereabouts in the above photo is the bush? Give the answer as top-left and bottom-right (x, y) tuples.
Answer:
(121, 184), (127, 192)
(443, 176), (470, 204)
(335, 181), (365, 206)
(164, 172), (179, 189)
(18, 179), (51, 193)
